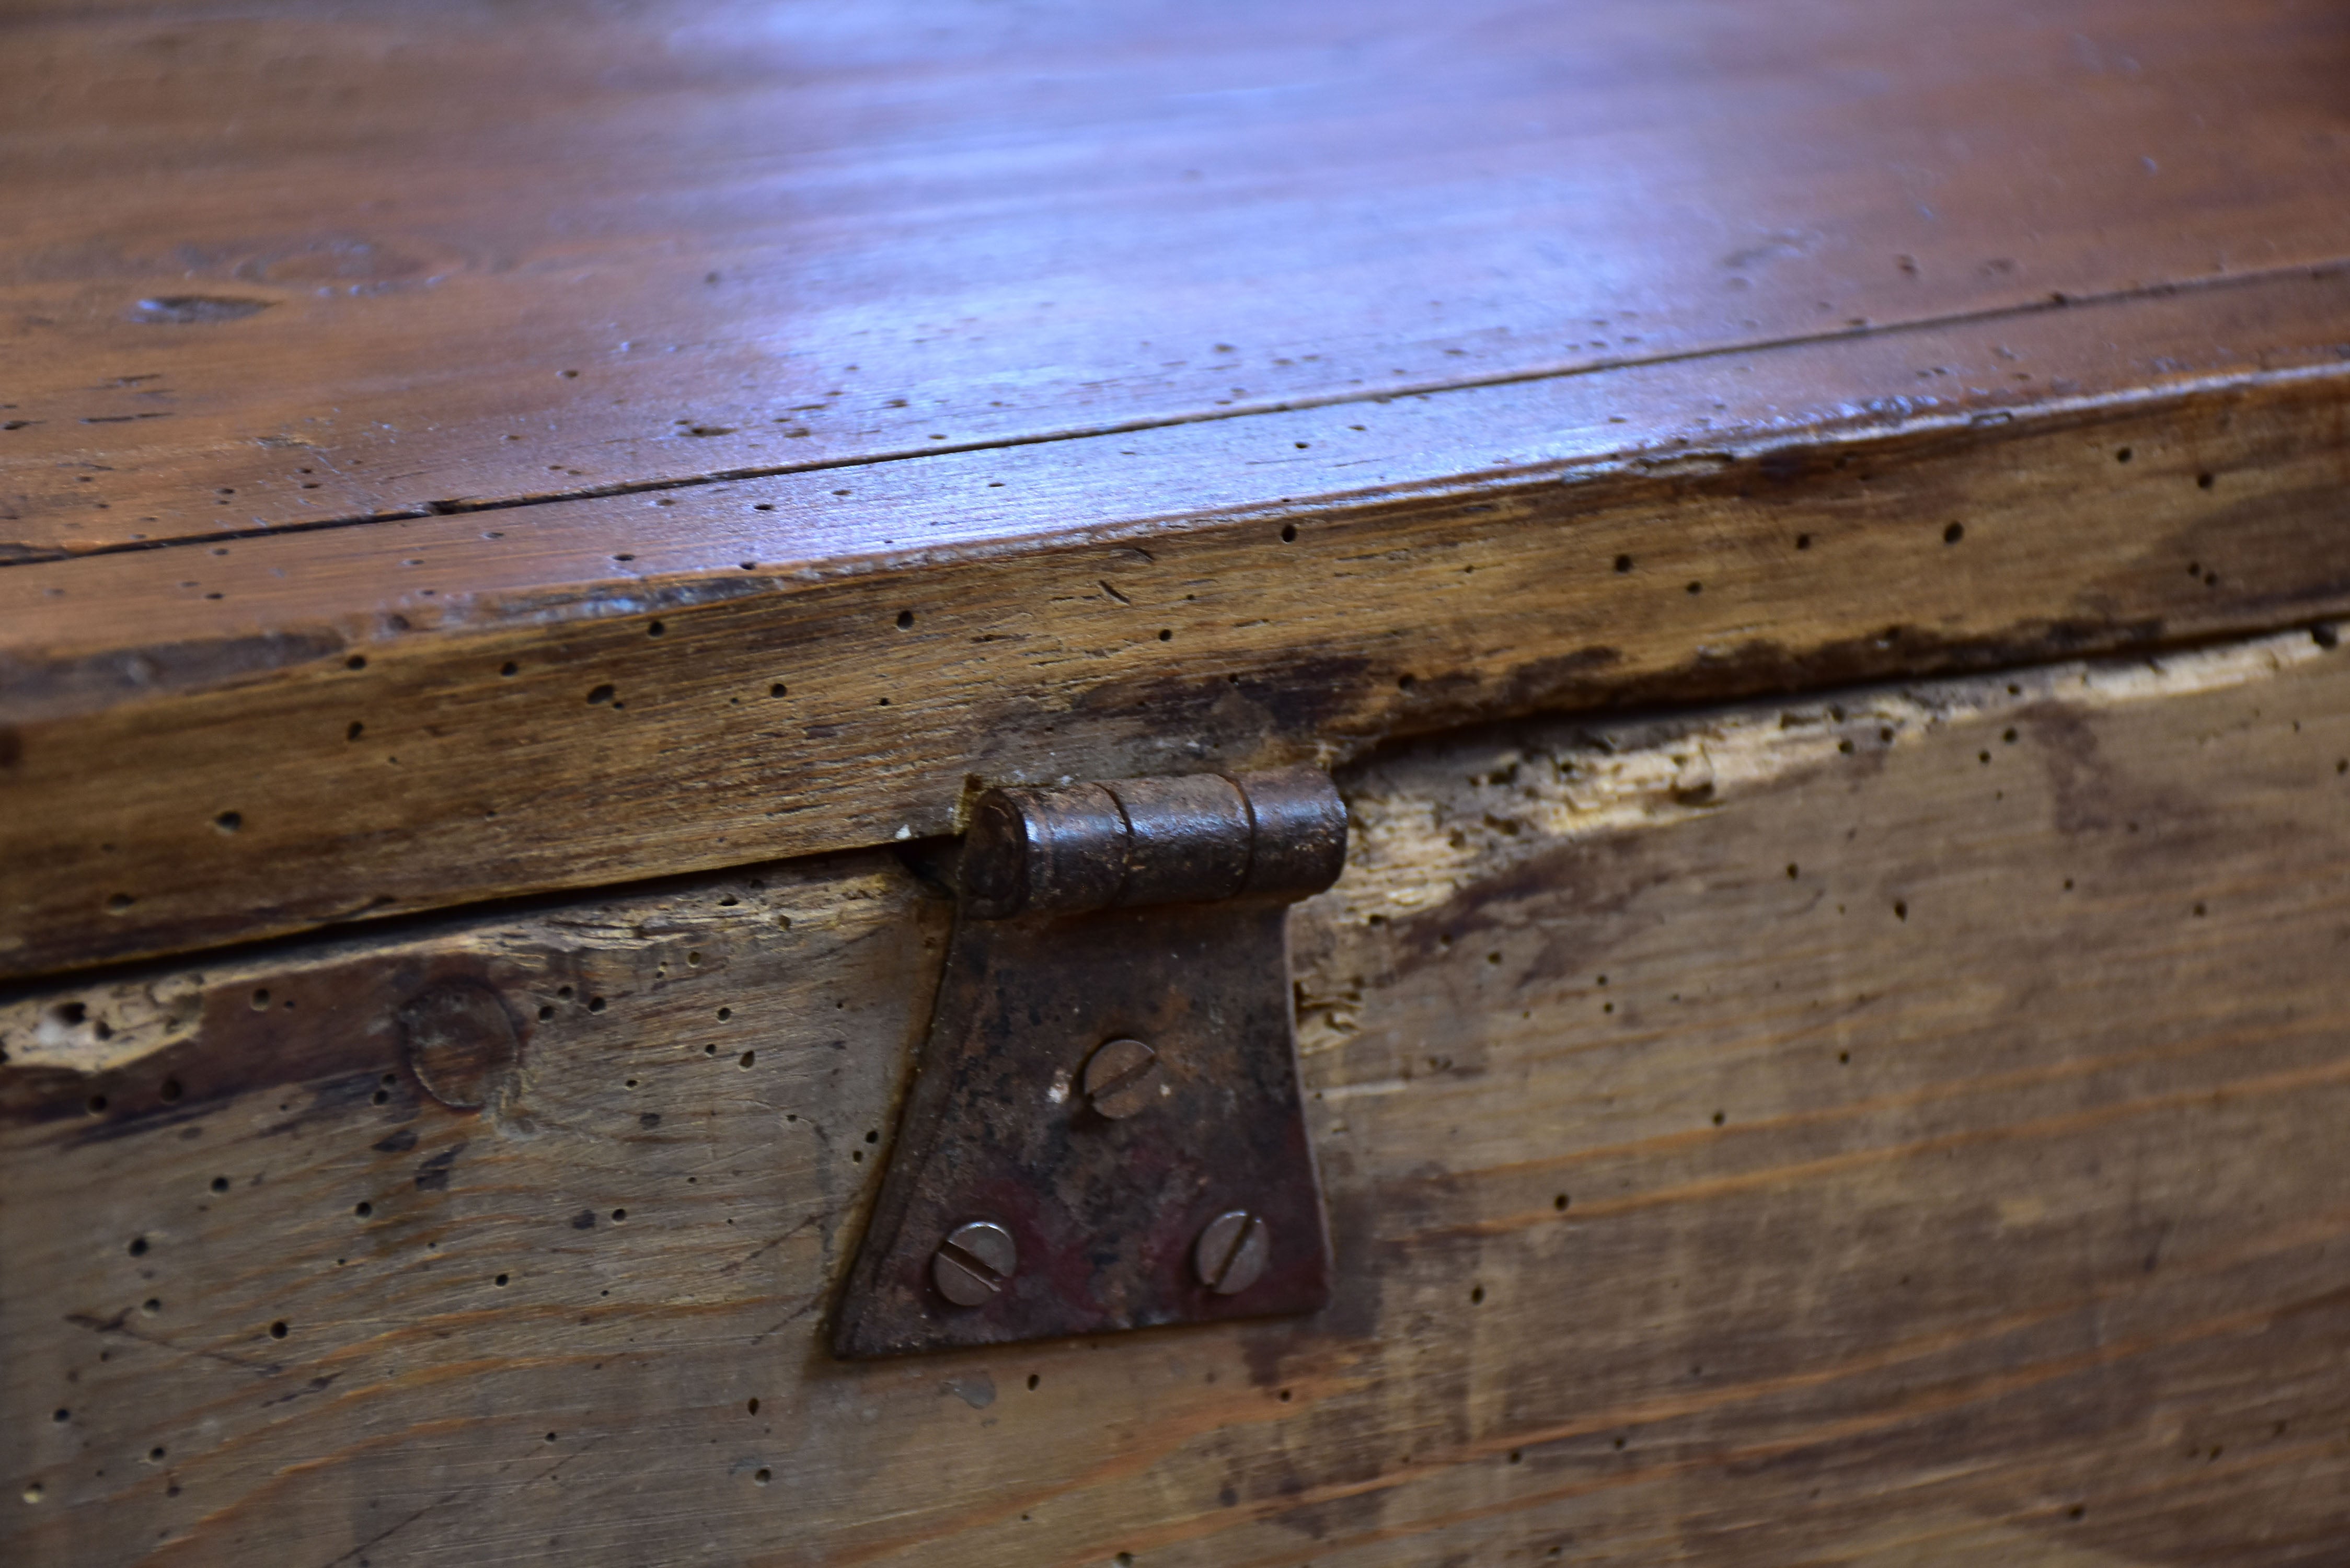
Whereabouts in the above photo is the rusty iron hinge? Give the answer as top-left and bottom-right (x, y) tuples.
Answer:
(831, 766), (1345, 1358)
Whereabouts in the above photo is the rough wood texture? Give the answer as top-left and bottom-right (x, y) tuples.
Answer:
(4, 0), (2345, 556)
(7, 0), (2350, 976)
(8, 268), (2350, 978)
(7, 625), (2347, 1565)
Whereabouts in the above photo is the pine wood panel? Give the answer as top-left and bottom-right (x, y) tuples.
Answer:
(6, 625), (2347, 1565)
(7, 266), (2350, 978)
(4, 0), (2347, 556)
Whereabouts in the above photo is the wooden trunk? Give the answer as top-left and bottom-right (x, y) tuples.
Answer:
(5, 3), (2348, 1563)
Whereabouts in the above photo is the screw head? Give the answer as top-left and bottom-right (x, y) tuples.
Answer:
(1192, 1209), (1270, 1296)
(1080, 1036), (1162, 1119)
(932, 1220), (1017, 1307)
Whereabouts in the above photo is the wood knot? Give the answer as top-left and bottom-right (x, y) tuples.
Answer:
(395, 980), (519, 1112)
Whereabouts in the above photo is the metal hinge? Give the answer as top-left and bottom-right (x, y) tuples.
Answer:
(831, 767), (1345, 1358)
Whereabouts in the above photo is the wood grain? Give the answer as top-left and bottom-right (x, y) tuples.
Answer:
(4, 0), (2347, 556)
(7, 267), (2350, 977)
(6, 625), (2348, 1565)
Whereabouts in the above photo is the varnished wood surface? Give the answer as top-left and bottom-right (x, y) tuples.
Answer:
(5, 269), (2349, 977)
(6, 626), (2348, 1565)
(3, 0), (2347, 559)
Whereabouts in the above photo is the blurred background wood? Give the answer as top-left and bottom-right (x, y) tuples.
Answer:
(4, 0), (2346, 555)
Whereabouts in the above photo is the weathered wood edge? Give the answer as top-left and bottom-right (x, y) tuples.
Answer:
(12, 266), (2350, 675)
(4, 275), (2348, 979)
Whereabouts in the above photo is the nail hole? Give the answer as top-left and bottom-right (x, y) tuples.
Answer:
(213, 810), (242, 833)
(269, 1320), (288, 1339)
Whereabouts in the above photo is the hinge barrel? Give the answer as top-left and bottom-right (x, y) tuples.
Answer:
(959, 765), (1345, 919)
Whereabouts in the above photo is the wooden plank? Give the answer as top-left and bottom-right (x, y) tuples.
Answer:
(4, 0), (2348, 556)
(6, 270), (2350, 976)
(6, 625), (2349, 1565)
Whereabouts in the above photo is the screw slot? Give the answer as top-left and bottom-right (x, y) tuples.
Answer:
(1193, 1209), (1271, 1295)
(931, 1219), (1017, 1307)
(1079, 1037), (1162, 1119)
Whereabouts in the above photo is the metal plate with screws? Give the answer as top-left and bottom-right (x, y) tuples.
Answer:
(831, 767), (1342, 1358)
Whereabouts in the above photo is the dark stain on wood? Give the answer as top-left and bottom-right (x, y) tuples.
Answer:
(396, 980), (521, 1113)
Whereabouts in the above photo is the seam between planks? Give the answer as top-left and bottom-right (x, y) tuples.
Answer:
(10, 255), (2347, 571)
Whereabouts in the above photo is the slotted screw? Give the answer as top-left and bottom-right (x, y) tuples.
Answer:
(1080, 1036), (1162, 1119)
(1193, 1209), (1270, 1296)
(932, 1220), (1017, 1307)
